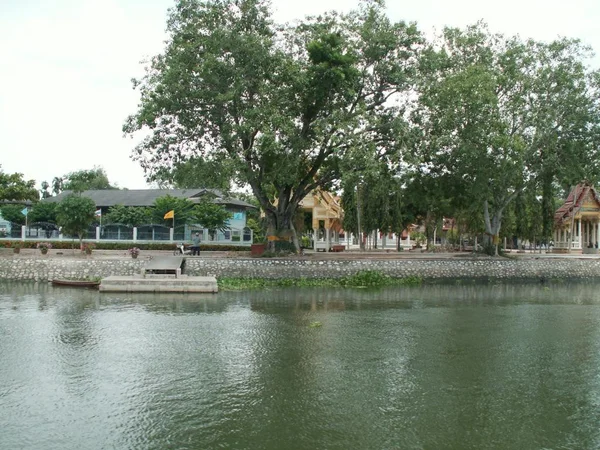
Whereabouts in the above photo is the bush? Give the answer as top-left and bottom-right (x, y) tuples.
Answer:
(301, 236), (312, 248)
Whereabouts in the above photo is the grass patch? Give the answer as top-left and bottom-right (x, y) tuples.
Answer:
(217, 270), (423, 290)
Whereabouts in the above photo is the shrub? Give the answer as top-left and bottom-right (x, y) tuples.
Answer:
(301, 236), (311, 248)
(36, 242), (53, 251)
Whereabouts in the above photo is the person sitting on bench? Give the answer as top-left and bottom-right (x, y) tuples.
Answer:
(191, 233), (201, 256)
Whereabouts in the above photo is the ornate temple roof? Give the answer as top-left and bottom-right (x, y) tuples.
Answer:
(554, 183), (600, 225)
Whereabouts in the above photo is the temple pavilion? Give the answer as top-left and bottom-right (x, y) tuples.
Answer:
(298, 190), (344, 251)
(554, 183), (600, 253)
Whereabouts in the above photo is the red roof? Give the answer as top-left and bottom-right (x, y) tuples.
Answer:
(554, 183), (600, 225)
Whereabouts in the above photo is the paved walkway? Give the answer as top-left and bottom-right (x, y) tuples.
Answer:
(3, 247), (600, 261)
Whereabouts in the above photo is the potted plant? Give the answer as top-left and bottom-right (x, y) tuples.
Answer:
(251, 241), (267, 257)
(36, 242), (52, 255)
(82, 243), (95, 255)
(128, 247), (140, 259)
(11, 241), (23, 254)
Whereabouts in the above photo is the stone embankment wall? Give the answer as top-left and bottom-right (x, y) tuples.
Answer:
(2, 257), (600, 282)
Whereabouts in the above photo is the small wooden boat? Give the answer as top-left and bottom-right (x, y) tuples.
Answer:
(51, 279), (101, 288)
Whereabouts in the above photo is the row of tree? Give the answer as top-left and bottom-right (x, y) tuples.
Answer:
(124, 0), (600, 253)
(1, 194), (233, 234)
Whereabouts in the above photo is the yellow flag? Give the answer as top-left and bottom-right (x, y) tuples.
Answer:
(164, 210), (174, 219)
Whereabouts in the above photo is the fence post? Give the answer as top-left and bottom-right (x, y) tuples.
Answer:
(133, 227), (137, 242)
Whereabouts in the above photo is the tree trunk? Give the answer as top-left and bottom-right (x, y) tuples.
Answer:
(483, 191), (521, 256)
(483, 201), (504, 256)
(289, 220), (301, 254)
(264, 205), (299, 253)
(250, 179), (302, 253)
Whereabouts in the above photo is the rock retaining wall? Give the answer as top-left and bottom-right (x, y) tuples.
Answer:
(1, 257), (600, 282)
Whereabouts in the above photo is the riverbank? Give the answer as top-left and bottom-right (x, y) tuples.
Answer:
(2, 249), (600, 283)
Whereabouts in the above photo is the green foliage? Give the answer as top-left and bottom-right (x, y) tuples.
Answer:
(217, 271), (423, 290)
(412, 24), (600, 251)
(301, 235), (312, 249)
(246, 218), (266, 243)
(411, 232), (426, 246)
(193, 201), (232, 237)
(125, 0), (422, 250)
(152, 195), (195, 225)
(151, 158), (235, 192)
(28, 202), (57, 224)
(61, 167), (116, 192)
(0, 204), (27, 225)
(40, 181), (51, 199)
(445, 229), (460, 246)
(105, 205), (153, 226)
(55, 194), (97, 246)
(0, 167), (38, 202)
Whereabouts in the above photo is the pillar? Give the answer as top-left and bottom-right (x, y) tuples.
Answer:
(96, 226), (100, 242)
(313, 228), (318, 251)
(406, 232), (411, 248)
(133, 227), (138, 242)
(21, 225), (26, 241)
(578, 219), (582, 248)
(169, 227), (174, 242)
(326, 227), (331, 251)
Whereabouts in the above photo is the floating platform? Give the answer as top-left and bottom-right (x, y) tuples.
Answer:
(99, 275), (218, 293)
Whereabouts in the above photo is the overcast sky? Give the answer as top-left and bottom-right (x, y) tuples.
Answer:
(1, 0), (598, 190)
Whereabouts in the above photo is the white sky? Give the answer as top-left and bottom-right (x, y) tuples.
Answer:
(1, 0), (598, 190)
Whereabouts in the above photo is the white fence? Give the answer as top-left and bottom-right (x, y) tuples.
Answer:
(2, 223), (253, 246)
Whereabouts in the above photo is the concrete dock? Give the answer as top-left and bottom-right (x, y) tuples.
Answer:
(100, 275), (218, 293)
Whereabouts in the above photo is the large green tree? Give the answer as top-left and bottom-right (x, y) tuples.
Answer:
(412, 24), (600, 255)
(0, 204), (27, 226)
(193, 201), (232, 239)
(53, 167), (117, 194)
(124, 0), (421, 250)
(152, 195), (196, 226)
(55, 194), (97, 248)
(0, 167), (38, 202)
(28, 202), (57, 224)
(104, 205), (153, 226)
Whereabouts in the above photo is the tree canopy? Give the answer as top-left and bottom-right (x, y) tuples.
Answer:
(55, 194), (97, 248)
(125, 1), (600, 252)
(125, 0), (421, 250)
(0, 167), (38, 202)
(48, 167), (117, 194)
(411, 24), (600, 253)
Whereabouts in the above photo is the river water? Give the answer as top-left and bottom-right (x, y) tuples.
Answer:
(1, 282), (600, 450)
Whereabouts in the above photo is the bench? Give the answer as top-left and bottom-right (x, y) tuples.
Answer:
(142, 256), (184, 278)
